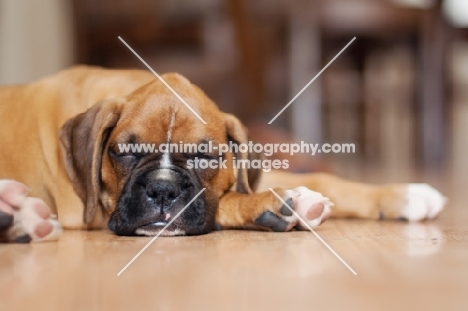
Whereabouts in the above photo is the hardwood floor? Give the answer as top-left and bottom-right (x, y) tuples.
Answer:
(0, 170), (467, 311)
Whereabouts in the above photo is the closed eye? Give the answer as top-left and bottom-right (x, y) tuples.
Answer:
(109, 148), (142, 163)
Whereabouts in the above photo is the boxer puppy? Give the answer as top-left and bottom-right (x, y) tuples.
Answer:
(0, 66), (446, 243)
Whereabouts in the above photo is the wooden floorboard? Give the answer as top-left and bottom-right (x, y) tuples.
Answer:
(0, 171), (467, 310)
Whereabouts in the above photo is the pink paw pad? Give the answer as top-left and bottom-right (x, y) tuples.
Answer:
(285, 186), (334, 229)
(0, 180), (62, 243)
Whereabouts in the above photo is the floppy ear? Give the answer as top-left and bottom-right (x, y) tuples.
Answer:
(224, 113), (262, 194)
(59, 99), (122, 224)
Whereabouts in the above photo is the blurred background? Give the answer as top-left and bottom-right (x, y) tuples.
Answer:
(1, 0), (468, 179)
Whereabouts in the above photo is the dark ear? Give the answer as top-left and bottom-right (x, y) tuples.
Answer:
(59, 99), (122, 224)
(224, 113), (262, 194)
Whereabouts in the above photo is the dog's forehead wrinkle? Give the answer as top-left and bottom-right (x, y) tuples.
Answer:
(160, 110), (176, 168)
(166, 110), (176, 143)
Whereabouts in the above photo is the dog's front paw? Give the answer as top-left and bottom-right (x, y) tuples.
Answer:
(0, 180), (62, 243)
(284, 186), (333, 229)
(253, 187), (333, 232)
(380, 183), (447, 221)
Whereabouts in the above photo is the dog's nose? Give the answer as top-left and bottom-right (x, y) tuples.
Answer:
(146, 179), (181, 202)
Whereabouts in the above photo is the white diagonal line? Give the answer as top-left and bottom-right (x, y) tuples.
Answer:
(117, 188), (206, 276)
(118, 36), (207, 124)
(268, 188), (357, 275)
(268, 37), (356, 124)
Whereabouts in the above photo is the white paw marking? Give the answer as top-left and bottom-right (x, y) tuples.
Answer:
(0, 179), (62, 242)
(285, 186), (334, 229)
(17, 201), (62, 241)
(401, 184), (447, 221)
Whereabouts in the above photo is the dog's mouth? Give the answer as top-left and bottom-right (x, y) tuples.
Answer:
(134, 220), (185, 236)
(139, 221), (168, 230)
(108, 170), (211, 236)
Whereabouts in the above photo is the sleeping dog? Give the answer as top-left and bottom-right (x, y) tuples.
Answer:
(0, 66), (446, 242)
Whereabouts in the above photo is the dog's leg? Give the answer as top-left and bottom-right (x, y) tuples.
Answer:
(266, 173), (447, 221)
(0, 180), (62, 243)
(216, 187), (333, 231)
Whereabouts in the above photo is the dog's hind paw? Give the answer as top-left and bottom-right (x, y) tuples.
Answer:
(0, 180), (62, 243)
(379, 183), (447, 221)
(400, 184), (447, 221)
